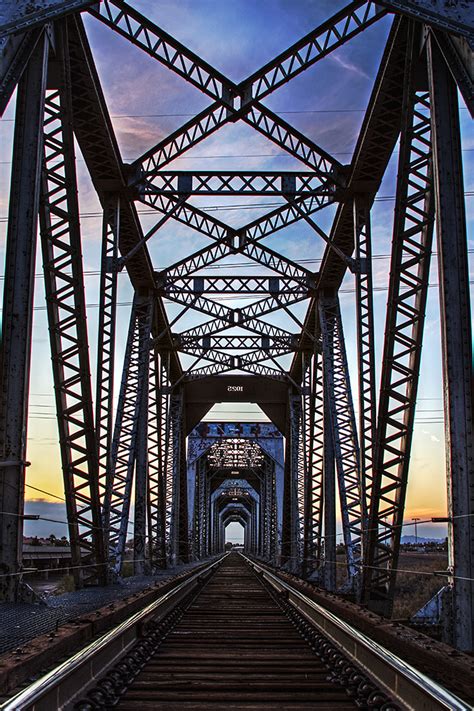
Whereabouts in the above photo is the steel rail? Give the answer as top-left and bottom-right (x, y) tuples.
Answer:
(243, 555), (471, 711)
(0, 555), (227, 711)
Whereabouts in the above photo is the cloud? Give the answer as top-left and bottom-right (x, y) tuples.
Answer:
(330, 53), (371, 80)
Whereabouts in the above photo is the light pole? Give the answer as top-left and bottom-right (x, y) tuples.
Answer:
(412, 517), (421, 545)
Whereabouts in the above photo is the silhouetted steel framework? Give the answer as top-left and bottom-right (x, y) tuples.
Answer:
(0, 0), (472, 651)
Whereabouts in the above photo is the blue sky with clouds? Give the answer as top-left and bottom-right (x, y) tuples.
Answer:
(0, 1), (472, 543)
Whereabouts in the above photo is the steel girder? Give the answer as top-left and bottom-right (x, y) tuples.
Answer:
(362, 26), (434, 615)
(160, 237), (313, 284)
(103, 294), (153, 574)
(281, 392), (302, 570)
(0, 35), (49, 600)
(0, 27), (45, 116)
(0, 0), (94, 36)
(143, 192), (332, 250)
(178, 335), (296, 351)
(158, 275), (312, 295)
(169, 388), (189, 564)
(322, 392), (337, 592)
(147, 345), (166, 569)
(353, 200), (376, 512)
(301, 351), (325, 579)
(39, 23), (106, 587)
(140, 171), (335, 197)
(67, 15), (182, 383)
(96, 196), (119, 504)
(153, 361), (189, 566)
(260, 458), (277, 562)
(90, 0), (382, 175)
(290, 16), (409, 385)
(193, 457), (210, 559)
(378, 0), (474, 38)
(427, 34), (474, 652)
(319, 295), (364, 589)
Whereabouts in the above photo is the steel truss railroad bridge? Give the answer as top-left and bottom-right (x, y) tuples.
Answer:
(0, 0), (472, 655)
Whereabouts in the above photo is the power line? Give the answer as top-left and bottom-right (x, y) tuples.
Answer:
(1, 193), (474, 224)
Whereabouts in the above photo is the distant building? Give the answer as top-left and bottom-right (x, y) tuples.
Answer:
(22, 543), (73, 578)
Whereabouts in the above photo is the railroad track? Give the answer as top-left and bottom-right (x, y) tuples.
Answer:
(1, 553), (469, 710)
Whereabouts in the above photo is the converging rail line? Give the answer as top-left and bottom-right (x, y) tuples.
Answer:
(1, 553), (469, 711)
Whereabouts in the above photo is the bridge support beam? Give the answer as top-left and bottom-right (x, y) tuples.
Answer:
(0, 35), (48, 601)
(319, 294), (364, 592)
(428, 34), (474, 652)
(362, 24), (434, 617)
(39, 22), (105, 587)
(281, 392), (301, 571)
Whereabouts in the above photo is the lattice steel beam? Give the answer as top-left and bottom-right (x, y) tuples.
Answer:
(281, 393), (302, 569)
(96, 195), (119, 506)
(302, 350), (325, 579)
(147, 346), (166, 569)
(185, 361), (287, 382)
(67, 16), (182, 384)
(167, 291), (309, 338)
(100, 0), (382, 175)
(0, 34), (48, 601)
(168, 388), (189, 563)
(353, 198), (376, 512)
(160, 236), (313, 283)
(363, 29), (434, 614)
(89, 0), (235, 102)
(103, 295), (153, 574)
(157, 275), (312, 295)
(240, 1), (385, 103)
(319, 295), (364, 588)
(39, 23), (105, 587)
(427, 33), (474, 651)
(291, 17), (410, 385)
(140, 171), (335, 197)
(179, 341), (293, 362)
(179, 316), (294, 343)
(177, 334), (297, 350)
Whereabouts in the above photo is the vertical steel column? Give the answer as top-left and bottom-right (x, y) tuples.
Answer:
(133, 298), (153, 575)
(302, 350), (325, 578)
(428, 35), (474, 651)
(158, 356), (171, 566)
(169, 388), (189, 564)
(39, 23), (105, 587)
(322, 394), (336, 591)
(319, 294), (364, 590)
(193, 457), (208, 558)
(96, 195), (119, 508)
(281, 392), (301, 570)
(168, 391), (182, 565)
(200, 460), (207, 558)
(297, 362), (309, 568)
(0, 35), (48, 600)
(147, 348), (164, 570)
(363, 28), (434, 615)
(103, 294), (152, 573)
(353, 198), (376, 513)
(271, 461), (278, 563)
(148, 345), (166, 569)
(262, 459), (275, 561)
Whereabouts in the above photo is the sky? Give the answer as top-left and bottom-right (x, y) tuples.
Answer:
(1, 0), (472, 545)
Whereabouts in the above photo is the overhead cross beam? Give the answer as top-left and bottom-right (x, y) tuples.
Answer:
(90, 0), (385, 178)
